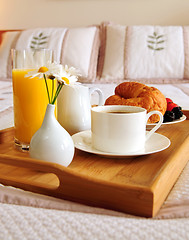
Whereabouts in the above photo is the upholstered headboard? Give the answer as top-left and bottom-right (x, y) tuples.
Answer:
(0, 30), (20, 45)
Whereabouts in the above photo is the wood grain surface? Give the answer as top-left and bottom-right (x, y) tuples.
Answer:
(0, 112), (188, 217)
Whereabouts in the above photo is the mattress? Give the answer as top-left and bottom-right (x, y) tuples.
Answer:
(0, 80), (189, 240)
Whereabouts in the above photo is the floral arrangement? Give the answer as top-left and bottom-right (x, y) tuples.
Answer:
(25, 63), (80, 104)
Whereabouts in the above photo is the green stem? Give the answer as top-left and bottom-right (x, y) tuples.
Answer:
(52, 82), (64, 104)
(44, 74), (51, 103)
(57, 83), (63, 98)
(52, 83), (61, 104)
(51, 79), (54, 103)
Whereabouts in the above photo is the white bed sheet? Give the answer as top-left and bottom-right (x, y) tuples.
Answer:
(0, 80), (189, 240)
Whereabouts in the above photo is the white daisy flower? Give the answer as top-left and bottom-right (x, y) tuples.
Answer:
(25, 62), (62, 79)
(55, 65), (80, 85)
(25, 62), (81, 105)
(63, 65), (81, 77)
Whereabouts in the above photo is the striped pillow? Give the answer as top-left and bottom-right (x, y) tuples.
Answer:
(97, 22), (189, 84)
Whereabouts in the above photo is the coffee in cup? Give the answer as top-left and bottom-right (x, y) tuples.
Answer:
(91, 105), (163, 153)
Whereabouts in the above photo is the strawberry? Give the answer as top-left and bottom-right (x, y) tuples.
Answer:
(166, 98), (173, 104)
(167, 102), (178, 111)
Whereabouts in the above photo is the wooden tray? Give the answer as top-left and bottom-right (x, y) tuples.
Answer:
(0, 111), (189, 218)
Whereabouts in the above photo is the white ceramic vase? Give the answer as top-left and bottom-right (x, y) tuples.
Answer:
(29, 104), (75, 167)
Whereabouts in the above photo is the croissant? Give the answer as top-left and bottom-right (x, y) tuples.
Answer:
(105, 82), (167, 123)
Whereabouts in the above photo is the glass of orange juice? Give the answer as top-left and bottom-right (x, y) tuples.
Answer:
(11, 49), (53, 151)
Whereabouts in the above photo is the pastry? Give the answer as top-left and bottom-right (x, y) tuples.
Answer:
(105, 82), (167, 123)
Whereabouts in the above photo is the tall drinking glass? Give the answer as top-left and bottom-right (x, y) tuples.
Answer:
(12, 49), (53, 151)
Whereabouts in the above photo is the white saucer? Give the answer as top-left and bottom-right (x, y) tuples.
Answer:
(72, 130), (171, 157)
(147, 115), (186, 129)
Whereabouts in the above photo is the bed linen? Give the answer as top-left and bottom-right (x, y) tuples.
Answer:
(0, 80), (189, 240)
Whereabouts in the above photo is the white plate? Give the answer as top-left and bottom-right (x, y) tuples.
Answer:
(147, 115), (186, 128)
(72, 130), (171, 157)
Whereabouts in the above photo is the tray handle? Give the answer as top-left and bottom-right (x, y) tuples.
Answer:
(0, 153), (70, 198)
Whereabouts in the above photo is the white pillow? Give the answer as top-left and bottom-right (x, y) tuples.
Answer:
(102, 24), (125, 80)
(0, 27), (100, 83)
(126, 25), (184, 79)
(60, 26), (100, 83)
(15, 28), (67, 62)
(97, 22), (189, 84)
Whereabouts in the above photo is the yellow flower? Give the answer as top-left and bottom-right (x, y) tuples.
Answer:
(61, 77), (69, 85)
(38, 66), (49, 73)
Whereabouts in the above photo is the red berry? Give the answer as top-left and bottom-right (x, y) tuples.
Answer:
(167, 102), (178, 111)
(166, 98), (173, 104)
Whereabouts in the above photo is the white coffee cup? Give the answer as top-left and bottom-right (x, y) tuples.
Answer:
(91, 105), (163, 153)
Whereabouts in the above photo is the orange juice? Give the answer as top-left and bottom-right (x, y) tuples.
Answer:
(12, 69), (53, 144)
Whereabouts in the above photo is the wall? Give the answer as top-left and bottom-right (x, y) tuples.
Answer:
(0, 0), (189, 29)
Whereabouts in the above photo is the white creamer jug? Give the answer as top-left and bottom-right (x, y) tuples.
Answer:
(57, 84), (104, 135)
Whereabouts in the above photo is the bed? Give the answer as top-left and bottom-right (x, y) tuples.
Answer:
(0, 23), (189, 239)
